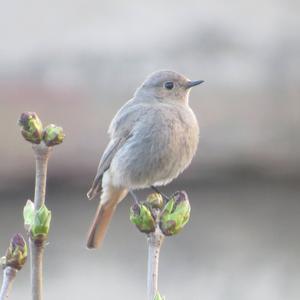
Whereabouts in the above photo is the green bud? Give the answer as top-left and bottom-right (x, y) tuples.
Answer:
(18, 112), (43, 144)
(31, 205), (52, 240)
(23, 199), (35, 231)
(1, 234), (27, 271)
(43, 124), (65, 146)
(154, 291), (165, 300)
(146, 193), (164, 210)
(130, 203), (155, 233)
(159, 191), (190, 236)
(23, 202), (52, 240)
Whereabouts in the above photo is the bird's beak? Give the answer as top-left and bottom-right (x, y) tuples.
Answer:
(186, 80), (204, 89)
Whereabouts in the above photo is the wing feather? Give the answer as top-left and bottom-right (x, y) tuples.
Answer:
(87, 135), (131, 200)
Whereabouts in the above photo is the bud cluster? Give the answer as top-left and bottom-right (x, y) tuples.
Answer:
(129, 191), (191, 237)
(18, 112), (65, 146)
(1, 234), (27, 271)
(23, 200), (52, 241)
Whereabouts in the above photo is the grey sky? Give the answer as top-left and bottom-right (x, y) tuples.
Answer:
(1, 0), (299, 65)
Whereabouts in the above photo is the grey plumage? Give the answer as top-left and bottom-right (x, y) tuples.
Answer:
(87, 70), (203, 249)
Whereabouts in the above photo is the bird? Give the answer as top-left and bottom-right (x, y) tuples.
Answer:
(86, 70), (204, 249)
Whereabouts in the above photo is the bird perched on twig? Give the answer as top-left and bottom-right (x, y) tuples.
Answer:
(86, 70), (204, 249)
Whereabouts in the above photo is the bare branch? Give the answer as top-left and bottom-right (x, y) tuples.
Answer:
(0, 267), (17, 300)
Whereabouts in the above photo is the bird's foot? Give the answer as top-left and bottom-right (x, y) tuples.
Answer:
(129, 190), (140, 205)
(151, 186), (169, 201)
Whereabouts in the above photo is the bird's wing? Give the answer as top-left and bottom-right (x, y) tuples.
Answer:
(87, 100), (151, 200)
(87, 134), (132, 200)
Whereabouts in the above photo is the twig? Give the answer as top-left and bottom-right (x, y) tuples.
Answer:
(147, 228), (164, 300)
(0, 267), (17, 300)
(32, 144), (51, 210)
(0, 233), (27, 300)
(130, 191), (191, 299)
(30, 143), (51, 300)
(18, 112), (64, 300)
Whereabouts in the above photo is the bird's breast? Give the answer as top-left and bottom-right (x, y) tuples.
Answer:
(110, 104), (199, 189)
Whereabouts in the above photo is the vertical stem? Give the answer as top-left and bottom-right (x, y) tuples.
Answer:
(33, 144), (50, 210)
(29, 143), (51, 300)
(29, 240), (45, 300)
(0, 267), (17, 300)
(147, 228), (164, 300)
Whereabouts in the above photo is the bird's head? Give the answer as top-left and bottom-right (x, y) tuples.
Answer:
(135, 70), (204, 104)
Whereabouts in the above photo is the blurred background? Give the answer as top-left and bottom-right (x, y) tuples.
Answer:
(0, 0), (299, 299)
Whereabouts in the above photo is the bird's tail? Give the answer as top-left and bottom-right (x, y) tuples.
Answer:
(86, 186), (128, 249)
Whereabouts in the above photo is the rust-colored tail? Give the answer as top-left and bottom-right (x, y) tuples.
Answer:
(86, 187), (128, 249)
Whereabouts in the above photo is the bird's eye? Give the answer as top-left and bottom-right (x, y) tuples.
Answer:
(164, 81), (174, 90)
